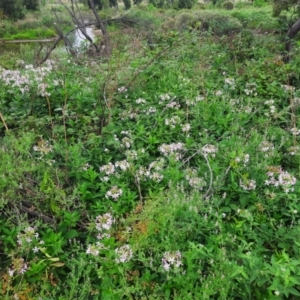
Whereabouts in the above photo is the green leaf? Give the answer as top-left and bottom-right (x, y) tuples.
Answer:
(286, 287), (300, 296)
(64, 229), (79, 239)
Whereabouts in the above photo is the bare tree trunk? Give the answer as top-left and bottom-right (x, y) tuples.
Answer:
(284, 18), (300, 62)
(88, 0), (107, 36)
(60, 0), (100, 53)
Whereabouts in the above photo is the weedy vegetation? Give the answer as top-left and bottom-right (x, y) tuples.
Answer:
(1, 0), (300, 299)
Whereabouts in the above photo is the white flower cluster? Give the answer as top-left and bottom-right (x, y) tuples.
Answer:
(165, 116), (181, 129)
(8, 258), (28, 277)
(239, 179), (256, 191)
(135, 164), (164, 183)
(86, 242), (106, 256)
(162, 251), (182, 272)
(95, 213), (114, 232)
(37, 83), (50, 97)
(265, 167), (296, 193)
(148, 157), (165, 171)
(125, 148), (145, 161)
(105, 186), (123, 200)
(121, 136), (132, 148)
(165, 101), (180, 109)
(136, 98), (147, 104)
(225, 77), (236, 89)
(287, 145), (300, 156)
(100, 162), (115, 175)
(86, 213), (114, 256)
(159, 93), (171, 103)
(115, 160), (130, 171)
(258, 141), (274, 157)
(244, 82), (257, 96)
(117, 86), (127, 93)
(185, 168), (206, 190)
(202, 144), (218, 157)
(290, 128), (300, 136)
(119, 108), (138, 120)
(181, 123), (191, 133)
(159, 142), (185, 161)
(146, 106), (157, 114)
(33, 139), (53, 156)
(115, 244), (133, 263)
(235, 154), (250, 166)
(186, 95), (204, 106)
(282, 84), (295, 93)
(17, 226), (44, 254)
(80, 162), (91, 171)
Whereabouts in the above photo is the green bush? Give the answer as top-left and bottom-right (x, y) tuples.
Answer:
(198, 12), (242, 35)
(222, 1), (234, 10)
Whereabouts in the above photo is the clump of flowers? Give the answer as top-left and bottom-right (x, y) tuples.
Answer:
(165, 116), (181, 129)
(186, 95), (204, 106)
(115, 160), (130, 171)
(136, 98), (147, 104)
(258, 141), (274, 157)
(37, 82), (51, 97)
(8, 258), (28, 277)
(119, 108), (138, 120)
(165, 101), (180, 109)
(202, 144), (218, 157)
(105, 186), (123, 200)
(86, 242), (106, 256)
(224, 77), (236, 89)
(244, 82), (257, 96)
(265, 166), (296, 193)
(100, 162), (115, 175)
(162, 251), (183, 272)
(149, 158), (165, 171)
(86, 213), (114, 256)
(33, 139), (53, 156)
(159, 93), (171, 103)
(159, 142), (185, 161)
(95, 213), (114, 232)
(290, 128), (300, 136)
(115, 244), (133, 263)
(185, 168), (206, 190)
(282, 84), (295, 93)
(235, 154), (250, 167)
(80, 163), (91, 171)
(118, 86), (127, 93)
(239, 179), (256, 191)
(17, 226), (44, 253)
(121, 136), (132, 148)
(181, 123), (191, 133)
(287, 145), (300, 156)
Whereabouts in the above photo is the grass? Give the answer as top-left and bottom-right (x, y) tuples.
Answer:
(1, 1), (300, 299)
(3, 28), (56, 40)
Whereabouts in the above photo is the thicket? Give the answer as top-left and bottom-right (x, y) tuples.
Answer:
(1, 2), (300, 300)
(0, 0), (39, 20)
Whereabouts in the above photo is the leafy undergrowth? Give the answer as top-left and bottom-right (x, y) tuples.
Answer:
(1, 5), (300, 300)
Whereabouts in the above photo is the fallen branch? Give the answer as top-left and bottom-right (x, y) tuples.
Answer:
(20, 202), (56, 225)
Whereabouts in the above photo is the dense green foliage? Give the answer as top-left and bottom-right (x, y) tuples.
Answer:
(0, 0), (26, 20)
(0, 0), (39, 20)
(1, 2), (300, 300)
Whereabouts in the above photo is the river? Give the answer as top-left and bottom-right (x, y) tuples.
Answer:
(0, 27), (96, 56)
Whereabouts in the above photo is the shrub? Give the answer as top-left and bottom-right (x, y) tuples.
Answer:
(198, 12), (242, 36)
(222, 1), (234, 10)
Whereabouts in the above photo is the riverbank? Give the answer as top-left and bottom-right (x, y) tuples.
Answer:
(0, 37), (57, 43)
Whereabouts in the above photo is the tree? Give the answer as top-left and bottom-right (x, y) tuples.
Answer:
(23, 0), (39, 10)
(273, 0), (300, 62)
(123, 0), (131, 10)
(0, 0), (25, 20)
(87, 0), (102, 10)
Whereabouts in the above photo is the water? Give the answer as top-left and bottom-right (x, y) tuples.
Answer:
(0, 26), (96, 56)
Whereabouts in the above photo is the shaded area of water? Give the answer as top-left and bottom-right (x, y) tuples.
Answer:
(0, 27), (95, 56)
